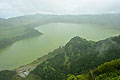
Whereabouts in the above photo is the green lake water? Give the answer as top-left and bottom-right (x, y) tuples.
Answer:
(0, 23), (120, 71)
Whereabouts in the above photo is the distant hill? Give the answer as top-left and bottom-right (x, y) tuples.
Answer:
(0, 18), (6, 25)
(0, 18), (5, 20)
(0, 13), (120, 28)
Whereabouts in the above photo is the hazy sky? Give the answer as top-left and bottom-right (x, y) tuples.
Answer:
(0, 0), (120, 18)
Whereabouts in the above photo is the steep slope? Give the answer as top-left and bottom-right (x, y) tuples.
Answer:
(0, 35), (119, 80)
(67, 59), (120, 80)
(26, 35), (120, 80)
(94, 58), (120, 80)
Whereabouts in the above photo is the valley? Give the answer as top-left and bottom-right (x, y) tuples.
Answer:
(0, 0), (120, 79)
(0, 14), (120, 80)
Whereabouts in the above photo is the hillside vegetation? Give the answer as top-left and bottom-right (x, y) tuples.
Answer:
(0, 35), (119, 80)
(0, 14), (120, 80)
(27, 35), (120, 80)
(67, 58), (120, 80)
(0, 26), (42, 50)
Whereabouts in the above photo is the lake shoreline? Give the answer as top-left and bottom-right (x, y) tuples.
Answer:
(0, 23), (120, 73)
(0, 27), (43, 51)
(9, 34), (120, 78)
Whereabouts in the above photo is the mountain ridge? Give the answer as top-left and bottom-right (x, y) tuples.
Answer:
(0, 13), (120, 28)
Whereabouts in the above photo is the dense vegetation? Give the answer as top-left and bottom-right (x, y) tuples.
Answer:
(94, 59), (120, 80)
(0, 35), (120, 80)
(67, 58), (120, 80)
(26, 35), (120, 80)
(0, 13), (120, 80)
(0, 70), (16, 80)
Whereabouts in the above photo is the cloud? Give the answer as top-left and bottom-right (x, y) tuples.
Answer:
(0, 0), (120, 18)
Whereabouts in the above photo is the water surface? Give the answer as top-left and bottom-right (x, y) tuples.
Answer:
(0, 23), (120, 70)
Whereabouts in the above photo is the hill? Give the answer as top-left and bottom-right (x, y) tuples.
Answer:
(0, 35), (119, 80)
(0, 13), (120, 50)
(0, 13), (120, 80)
(1, 13), (120, 28)
(27, 35), (120, 80)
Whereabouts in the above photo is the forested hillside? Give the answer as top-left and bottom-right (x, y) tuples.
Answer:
(1, 35), (119, 80)
(0, 14), (120, 80)
(67, 58), (120, 80)
(27, 35), (120, 80)
(0, 35), (119, 80)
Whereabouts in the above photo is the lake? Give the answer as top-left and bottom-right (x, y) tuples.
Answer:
(0, 23), (120, 71)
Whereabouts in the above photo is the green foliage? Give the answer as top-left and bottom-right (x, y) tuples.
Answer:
(28, 35), (120, 80)
(95, 71), (120, 80)
(93, 59), (120, 80)
(94, 59), (120, 75)
(25, 74), (41, 80)
(12, 75), (24, 80)
(0, 14), (120, 80)
(0, 70), (16, 80)
(67, 74), (88, 80)
(0, 35), (120, 80)
(67, 59), (120, 80)
(67, 74), (77, 80)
